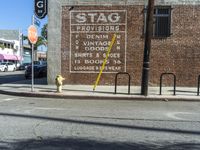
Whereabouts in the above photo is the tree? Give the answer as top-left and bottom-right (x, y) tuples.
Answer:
(41, 23), (47, 40)
(40, 23), (47, 47)
(0, 44), (5, 49)
(23, 35), (45, 50)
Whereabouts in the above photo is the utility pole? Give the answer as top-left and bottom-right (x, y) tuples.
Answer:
(141, 0), (155, 96)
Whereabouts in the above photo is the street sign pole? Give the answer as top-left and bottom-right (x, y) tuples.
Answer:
(28, 17), (38, 92)
(31, 43), (34, 92)
(31, 16), (34, 92)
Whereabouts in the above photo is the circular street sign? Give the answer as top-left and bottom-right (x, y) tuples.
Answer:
(28, 25), (38, 44)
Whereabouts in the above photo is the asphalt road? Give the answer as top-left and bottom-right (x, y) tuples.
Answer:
(0, 70), (47, 85)
(0, 94), (199, 150)
(0, 71), (25, 84)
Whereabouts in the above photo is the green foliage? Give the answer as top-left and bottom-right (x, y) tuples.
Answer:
(41, 23), (47, 40)
(0, 44), (5, 49)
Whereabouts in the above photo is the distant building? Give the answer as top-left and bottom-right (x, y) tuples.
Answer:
(23, 44), (47, 63)
(23, 44), (31, 64)
(36, 51), (47, 61)
(0, 30), (23, 66)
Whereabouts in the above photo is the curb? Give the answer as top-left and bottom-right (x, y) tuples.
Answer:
(0, 89), (200, 101)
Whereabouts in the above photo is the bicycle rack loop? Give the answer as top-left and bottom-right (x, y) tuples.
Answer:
(160, 73), (176, 95)
(114, 72), (131, 94)
(197, 75), (200, 96)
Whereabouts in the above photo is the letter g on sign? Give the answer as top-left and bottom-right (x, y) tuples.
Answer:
(37, 1), (44, 8)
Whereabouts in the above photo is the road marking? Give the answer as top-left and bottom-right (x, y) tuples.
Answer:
(166, 112), (198, 120)
(23, 109), (33, 114)
(0, 97), (19, 102)
(34, 107), (67, 111)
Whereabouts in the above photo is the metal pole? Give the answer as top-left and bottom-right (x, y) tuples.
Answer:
(19, 30), (23, 65)
(31, 15), (35, 92)
(31, 43), (34, 92)
(198, 75), (200, 96)
(141, 0), (155, 96)
(144, 0), (148, 35)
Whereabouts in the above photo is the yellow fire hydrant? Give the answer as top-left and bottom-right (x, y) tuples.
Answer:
(55, 75), (65, 93)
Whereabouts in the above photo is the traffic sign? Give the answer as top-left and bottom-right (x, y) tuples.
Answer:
(35, 0), (48, 19)
(28, 25), (38, 44)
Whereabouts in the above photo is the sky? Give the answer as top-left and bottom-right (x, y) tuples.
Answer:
(0, 0), (47, 35)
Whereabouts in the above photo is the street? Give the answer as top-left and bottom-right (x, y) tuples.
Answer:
(0, 71), (25, 84)
(0, 70), (47, 85)
(0, 94), (199, 150)
(0, 71), (200, 149)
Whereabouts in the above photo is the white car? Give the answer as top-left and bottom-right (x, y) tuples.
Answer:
(0, 62), (16, 72)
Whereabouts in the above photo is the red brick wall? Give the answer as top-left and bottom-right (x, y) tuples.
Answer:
(150, 6), (200, 86)
(61, 5), (200, 87)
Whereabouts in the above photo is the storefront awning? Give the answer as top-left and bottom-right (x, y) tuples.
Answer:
(0, 54), (22, 61)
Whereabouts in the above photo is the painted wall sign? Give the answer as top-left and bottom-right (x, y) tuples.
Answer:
(34, 0), (47, 19)
(70, 10), (127, 73)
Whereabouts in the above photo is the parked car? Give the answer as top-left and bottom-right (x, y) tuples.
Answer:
(0, 62), (16, 72)
(15, 62), (20, 70)
(18, 63), (31, 70)
(34, 61), (47, 66)
(25, 64), (47, 79)
(0, 63), (7, 72)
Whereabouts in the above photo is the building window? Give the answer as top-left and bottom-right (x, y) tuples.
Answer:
(153, 6), (171, 37)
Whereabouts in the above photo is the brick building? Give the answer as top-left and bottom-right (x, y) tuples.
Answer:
(48, 0), (200, 87)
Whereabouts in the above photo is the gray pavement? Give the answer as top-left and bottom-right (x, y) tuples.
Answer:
(0, 78), (200, 101)
(0, 95), (199, 149)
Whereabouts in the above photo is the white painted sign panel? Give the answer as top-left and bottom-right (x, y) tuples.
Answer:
(70, 10), (127, 73)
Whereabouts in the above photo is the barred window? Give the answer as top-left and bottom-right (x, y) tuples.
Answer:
(153, 7), (171, 37)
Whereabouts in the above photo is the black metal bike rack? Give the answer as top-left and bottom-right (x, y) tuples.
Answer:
(160, 73), (176, 95)
(197, 75), (200, 96)
(114, 72), (131, 94)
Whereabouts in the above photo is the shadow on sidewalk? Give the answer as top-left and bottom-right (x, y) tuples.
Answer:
(0, 112), (200, 135)
(9, 77), (48, 85)
(1, 137), (200, 150)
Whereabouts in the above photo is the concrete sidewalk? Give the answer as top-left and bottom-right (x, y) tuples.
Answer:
(0, 78), (200, 101)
